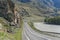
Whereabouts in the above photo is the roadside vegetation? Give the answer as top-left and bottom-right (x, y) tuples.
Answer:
(44, 16), (60, 25)
(28, 21), (45, 33)
(0, 17), (23, 40)
(14, 18), (23, 40)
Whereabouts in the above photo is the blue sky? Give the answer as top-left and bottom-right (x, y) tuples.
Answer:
(53, 0), (60, 8)
(18, 0), (31, 3)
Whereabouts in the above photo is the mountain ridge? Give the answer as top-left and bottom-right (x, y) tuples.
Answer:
(12, 0), (60, 17)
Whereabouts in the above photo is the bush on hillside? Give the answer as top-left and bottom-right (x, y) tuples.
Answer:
(44, 16), (60, 25)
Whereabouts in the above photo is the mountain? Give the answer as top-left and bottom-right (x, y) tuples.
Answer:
(17, 0), (60, 8)
(16, 0), (54, 7)
(13, 0), (56, 16)
(0, 0), (60, 22)
(11, 0), (60, 20)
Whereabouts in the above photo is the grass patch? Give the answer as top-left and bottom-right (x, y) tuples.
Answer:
(14, 27), (23, 40)
(7, 17), (23, 40)
(0, 32), (5, 37)
(0, 17), (23, 40)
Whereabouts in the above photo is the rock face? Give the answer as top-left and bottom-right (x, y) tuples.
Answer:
(0, 0), (21, 27)
(19, 8), (30, 17)
(0, 0), (8, 17)
(0, 0), (15, 21)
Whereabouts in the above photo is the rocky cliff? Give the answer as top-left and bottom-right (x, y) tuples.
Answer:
(0, 0), (21, 27)
(0, 0), (14, 21)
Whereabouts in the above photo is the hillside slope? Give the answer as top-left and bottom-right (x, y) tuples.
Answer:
(12, 0), (60, 17)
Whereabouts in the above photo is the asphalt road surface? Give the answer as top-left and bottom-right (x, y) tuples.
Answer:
(34, 23), (60, 33)
(22, 22), (60, 40)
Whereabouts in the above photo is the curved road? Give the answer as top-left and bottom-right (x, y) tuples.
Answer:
(22, 22), (60, 40)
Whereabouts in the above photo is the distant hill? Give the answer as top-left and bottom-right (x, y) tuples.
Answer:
(11, 0), (60, 18)
(17, 0), (60, 8)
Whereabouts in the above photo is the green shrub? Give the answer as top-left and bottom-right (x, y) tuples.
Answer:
(44, 16), (60, 25)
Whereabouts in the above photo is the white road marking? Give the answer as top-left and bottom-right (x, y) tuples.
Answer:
(24, 31), (30, 40)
